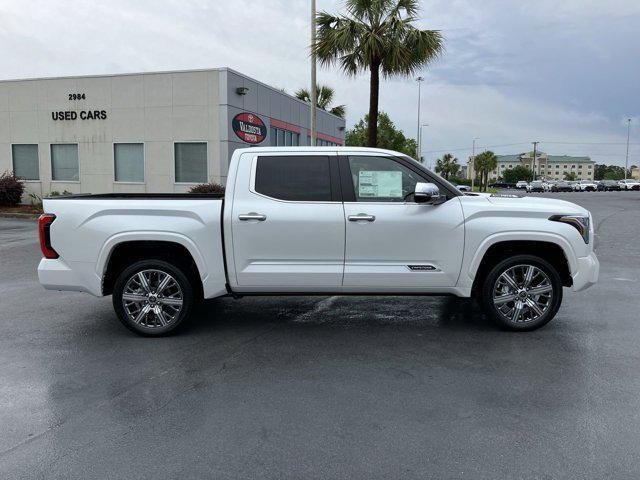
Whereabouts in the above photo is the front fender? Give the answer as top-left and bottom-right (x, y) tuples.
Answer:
(467, 231), (578, 281)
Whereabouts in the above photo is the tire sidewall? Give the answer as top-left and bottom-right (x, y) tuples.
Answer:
(481, 254), (563, 331)
(112, 259), (194, 336)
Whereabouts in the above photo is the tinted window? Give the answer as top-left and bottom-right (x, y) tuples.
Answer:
(51, 144), (79, 181)
(175, 142), (207, 183)
(114, 143), (144, 182)
(255, 156), (332, 201)
(12, 144), (39, 180)
(348, 155), (424, 202)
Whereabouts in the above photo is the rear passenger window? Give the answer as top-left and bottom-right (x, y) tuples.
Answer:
(254, 156), (332, 201)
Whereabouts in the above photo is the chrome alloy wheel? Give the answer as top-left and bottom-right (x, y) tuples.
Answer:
(121, 269), (183, 328)
(492, 264), (553, 324)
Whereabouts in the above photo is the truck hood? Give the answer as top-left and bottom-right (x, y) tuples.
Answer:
(484, 194), (588, 216)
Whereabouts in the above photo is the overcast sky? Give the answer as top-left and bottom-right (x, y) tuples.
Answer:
(1, 0), (638, 166)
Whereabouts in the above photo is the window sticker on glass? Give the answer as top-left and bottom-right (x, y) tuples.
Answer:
(358, 171), (403, 198)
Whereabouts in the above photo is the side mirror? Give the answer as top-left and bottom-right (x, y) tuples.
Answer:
(414, 182), (443, 204)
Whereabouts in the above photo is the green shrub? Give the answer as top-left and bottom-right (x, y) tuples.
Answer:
(0, 172), (25, 206)
(449, 177), (471, 186)
(189, 183), (225, 194)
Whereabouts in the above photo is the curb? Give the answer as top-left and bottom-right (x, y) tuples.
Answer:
(0, 212), (40, 220)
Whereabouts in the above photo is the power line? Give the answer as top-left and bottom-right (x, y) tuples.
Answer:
(541, 141), (640, 146)
(422, 142), (530, 154)
(422, 141), (640, 155)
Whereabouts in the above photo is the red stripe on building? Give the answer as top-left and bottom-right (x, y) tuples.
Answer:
(269, 118), (301, 134)
(306, 129), (343, 145)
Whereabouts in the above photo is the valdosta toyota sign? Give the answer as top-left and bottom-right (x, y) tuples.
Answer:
(232, 112), (266, 144)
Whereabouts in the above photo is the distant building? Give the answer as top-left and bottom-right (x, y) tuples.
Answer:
(466, 151), (595, 181)
(632, 166), (640, 180)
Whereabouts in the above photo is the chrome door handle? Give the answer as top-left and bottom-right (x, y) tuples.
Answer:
(348, 214), (376, 222)
(238, 213), (267, 221)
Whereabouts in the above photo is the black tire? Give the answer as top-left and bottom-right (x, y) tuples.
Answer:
(480, 254), (563, 331)
(112, 259), (195, 336)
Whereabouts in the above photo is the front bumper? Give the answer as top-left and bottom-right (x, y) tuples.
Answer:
(571, 252), (599, 292)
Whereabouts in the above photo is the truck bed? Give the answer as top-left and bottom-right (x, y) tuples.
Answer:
(39, 195), (228, 299)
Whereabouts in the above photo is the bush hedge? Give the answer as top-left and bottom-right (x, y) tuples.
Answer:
(0, 172), (25, 206)
(189, 183), (225, 194)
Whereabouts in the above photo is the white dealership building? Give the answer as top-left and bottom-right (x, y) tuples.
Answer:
(0, 68), (345, 198)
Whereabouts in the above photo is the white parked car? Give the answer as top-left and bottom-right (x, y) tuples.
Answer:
(37, 147), (599, 335)
(526, 181), (545, 193)
(618, 179), (640, 191)
(574, 180), (598, 192)
(516, 181), (528, 189)
(456, 184), (471, 192)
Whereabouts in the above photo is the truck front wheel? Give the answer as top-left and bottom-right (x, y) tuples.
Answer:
(481, 255), (563, 331)
(112, 259), (194, 336)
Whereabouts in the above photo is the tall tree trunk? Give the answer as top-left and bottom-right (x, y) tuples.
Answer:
(368, 62), (380, 147)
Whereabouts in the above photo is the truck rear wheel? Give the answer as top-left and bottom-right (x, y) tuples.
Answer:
(112, 259), (194, 336)
(481, 255), (563, 331)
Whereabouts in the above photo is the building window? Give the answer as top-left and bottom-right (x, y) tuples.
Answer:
(270, 127), (277, 147)
(114, 143), (144, 183)
(285, 131), (292, 146)
(175, 142), (207, 183)
(292, 132), (300, 146)
(12, 144), (39, 180)
(51, 144), (79, 181)
(254, 155), (332, 201)
(276, 129), (285, 146)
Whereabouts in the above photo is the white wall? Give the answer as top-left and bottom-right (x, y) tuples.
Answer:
(0, 70), (222, 200)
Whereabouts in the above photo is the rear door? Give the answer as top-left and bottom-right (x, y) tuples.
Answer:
(230, 152), (345, 291)
(340, 154), (465, 290)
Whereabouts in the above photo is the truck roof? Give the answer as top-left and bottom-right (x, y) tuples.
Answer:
(232, 146), (407, 157)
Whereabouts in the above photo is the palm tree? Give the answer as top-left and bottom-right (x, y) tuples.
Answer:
(314, 0), (443, 147)
(295, 84), (346, 118)
(435, 153), (459, 180)
(474, 150), (498, 192)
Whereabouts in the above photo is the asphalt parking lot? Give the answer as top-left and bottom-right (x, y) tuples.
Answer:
(1, 191), (639, 479)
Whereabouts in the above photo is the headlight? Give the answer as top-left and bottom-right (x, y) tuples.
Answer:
(549, 214), (590, 244)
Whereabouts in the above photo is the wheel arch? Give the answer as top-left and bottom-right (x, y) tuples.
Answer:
(470, 238), (573, 296)
(101, 238), (204, 299)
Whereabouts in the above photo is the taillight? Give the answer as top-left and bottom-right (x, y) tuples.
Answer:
(38, 214), (59, 259)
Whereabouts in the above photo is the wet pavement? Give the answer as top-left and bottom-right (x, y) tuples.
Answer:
(1, 191), (639, 479)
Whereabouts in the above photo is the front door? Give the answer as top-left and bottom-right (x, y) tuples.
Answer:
(231, 153), (345, 291)
(341, 154), (465, 290)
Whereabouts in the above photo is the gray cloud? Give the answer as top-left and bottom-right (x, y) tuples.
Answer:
(0, 0), (637, 166)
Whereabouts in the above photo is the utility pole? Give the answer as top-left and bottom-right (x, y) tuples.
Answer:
(471, 138), (478, 191)
(415, 77), (424, 161)
(310, 0), (317, 146)
(625, 118), (631, 179)
(419, 124), (429, 165)
(532, 141), (539, 180)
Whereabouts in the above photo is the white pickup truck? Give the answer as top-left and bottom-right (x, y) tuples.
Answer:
(38, 147), (599, 335)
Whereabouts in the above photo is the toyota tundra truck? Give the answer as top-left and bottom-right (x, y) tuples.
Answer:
(37, 147), (599, 335)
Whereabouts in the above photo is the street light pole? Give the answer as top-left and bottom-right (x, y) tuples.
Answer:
(310, 0), (317, 146)
(415, 77), (424, 161)
(625, 118), (631, 179)
(420, 124), (429, 166)
(532, 141), (539, 181)
(471, 137), (479, 191)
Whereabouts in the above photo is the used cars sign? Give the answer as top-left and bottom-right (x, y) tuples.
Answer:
(232, 112), (266, 144)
